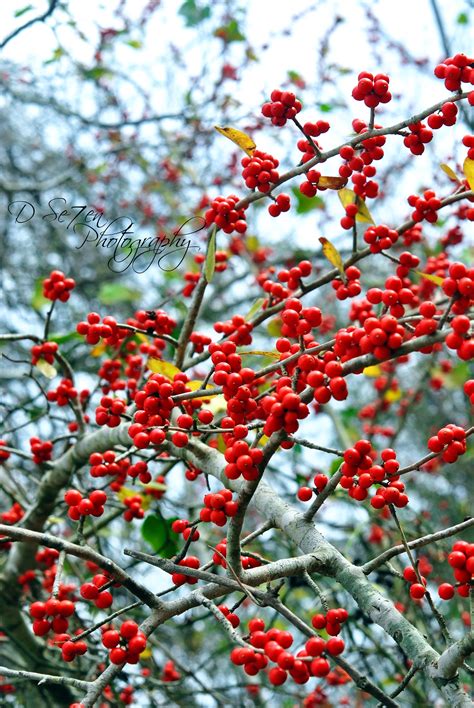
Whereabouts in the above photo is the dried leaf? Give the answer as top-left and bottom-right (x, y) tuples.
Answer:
(35, 359), (57, 379)
(214, 125), (256, 156)
(319, 237), (345, 278)
(147, 358), (181, 380)
(463, 156), (474, 190)
(240, 350), (280, 359)
(318, 175), (348, 189)
(416, 271), (444, 286)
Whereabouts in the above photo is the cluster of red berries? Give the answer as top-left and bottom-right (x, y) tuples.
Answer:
(89, 451), (129, 489)
(171, 556), (200, 586)
(218, 604), (240, 627)
(280, 298), (322, 338)
(95, 395), (126, 427)
(366, 275), (416, 318)
(231, 612), (346, 686)
(30, 437), (53, 464)
(261, 377), (309, 437)
(403, 122), (433, 155)
(212, 539), (261, 570)
(0, 501), (23, 525)
(443, 541), (474, 598)
(64, 489), (107, 520)
(299, 169), (323, 198)
(434, 53), (474, 91)
(189, 331), (212, 353)
(241, 150), (279, 193)
(276, 260), (312, 290)
(162, 660), (181, 682)
(129, 371), (197, 450)
(42, 270), (76, 302)
(76, 313), (124, 346)
(123, 495), (146, 522)
(80, 573), (114, 609)
(57, 634), (88, 662)
(351, 72), (391, 107)
(336, 314), (407, 363)
(261, 90), (302, 126)
(339, 440), (408, 507)
(331, 266), (361, 301)
(427, 424), (467, 463)
(402, 567), (428, 601)
(204, 195), (247, 234)
(442, 262), (474, 314)
(363, 224), (399, 253)
(171, 518), (200, 542)
(199, 489), (239, 526)
(311, 607), (348, 636)
(463, 134), (474, 160)
(297, 474), (329, 502)
(131, 309), (177, 337)
(213, 314), (253, 345)
(268, 193), (291, 217)
(46, 378), (81, 406)
(224, 437), (263, 481)
(29, 596), (75, 637)
(31, 341), (58, 365)
(427, 101), (458, 129)
(101, 620), (147, 664)
(408, 190), (441, 223)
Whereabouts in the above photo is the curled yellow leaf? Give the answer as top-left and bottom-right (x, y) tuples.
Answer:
(338, 188), (374, 224)
(319, 237), (345, 279)
(363, 365), (382, 377)
(463, 156), (474, 190)
(35, 359), (57, 379)
(415, 271), (444, 287)
(439, 163), (459, 182)
(384, 388), (402, 403)
(214, 125), (256, 157)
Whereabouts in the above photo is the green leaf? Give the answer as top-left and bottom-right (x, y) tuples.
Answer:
(291, 186), (324, 214)
(82, 67), (114, 81)
(318, 103), (333, 113)
(44, 47), (64, 65)
(31, 278), (49, 310)
(214, 19), (245, 42)
(126, 39), (142, 48)
(457, 12), (469, 24)
(98, 283), (141, 305)
(244, 297), (265, 322)
(48, 331), (82, 345)
(179, 0), (211, 27)
(329, 458), (343, 475)
(141, 512), (179, 558)
(14, 5), (33, 17)
(204, 224), (217, 283)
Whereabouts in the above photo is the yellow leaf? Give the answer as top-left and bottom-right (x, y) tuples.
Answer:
(185, 380), (217, 400)
(214, 125), (256, 157)
(415, 271), (444, 287)
(338, 188), (374, 224)
(140, 647), (152, 659)
(267, 318), (282, 338)
(240, 350), (280, 359)
(246, 235), (260, 253)
(258, 434), (270, 447)
(319, 237), (345, 279)
(207, 394), (227, 415)
(139, 480), (167, 492)
(363, 365), (382, 377)
(147, 358), (181, 380)
(463, 156), (474, 190)
(440, 163), (460, 182)
(35, 359), (57, 379)
(135, 332), (149, 343)
(318, 175), (348, 189)
(384, 388), (402, 403)
(90, 342), (107, 357)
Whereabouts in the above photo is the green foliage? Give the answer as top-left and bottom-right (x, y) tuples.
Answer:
(141, 512), (179, 557)
(179, 0), (211, 27)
